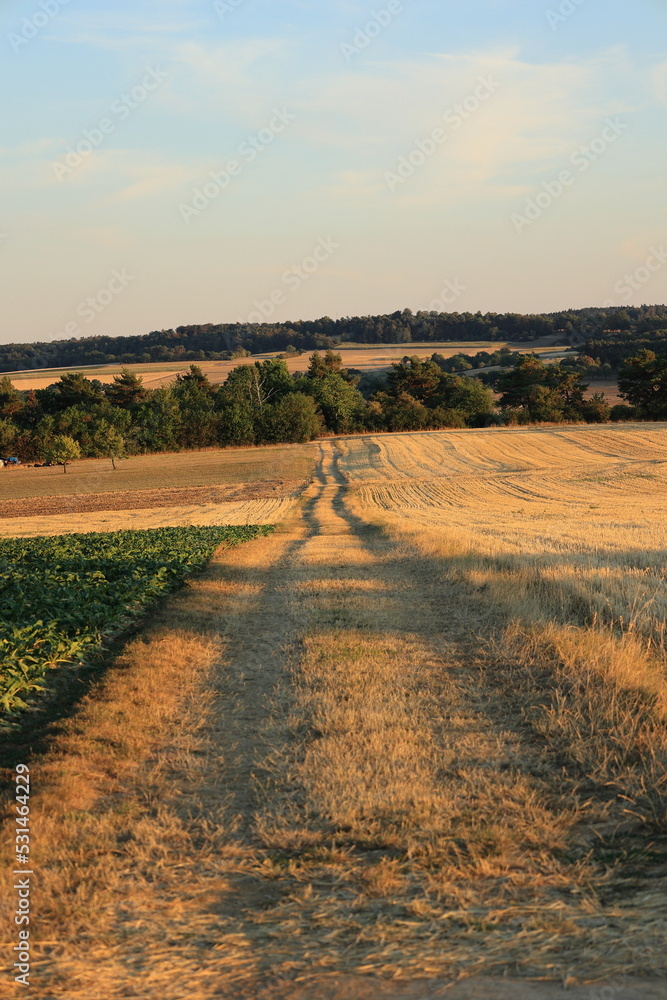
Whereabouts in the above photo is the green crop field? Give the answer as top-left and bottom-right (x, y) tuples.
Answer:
(0, 525), (272, 720)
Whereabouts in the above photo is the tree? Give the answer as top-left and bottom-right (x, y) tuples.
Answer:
(221, 360), (293, 412)
(307, 349), (348, 379)
(37, 372), (105, 413)
(93, 422), (126, 469)
(172, 369), (219, 448)
(387, 357), (442, 403)
(131, 388), (181, 452)
(579, 392), (611, 424)
(0, 418), (17, 455)
(436, 373), (495, 424)
(0, 376), (23, 419)
(218, 402), (256, 446)
(104, 368), (147, 408)
(618, 350), (667, 419)
(379, 392), (432, 431)
(304, 373), (366, 433)
(258, 393), (323, 443)
(175, 364), (215, 391)
(496, 355), (591, 422)
(45, 435), (81, 473)
(497, 355), (555, 415)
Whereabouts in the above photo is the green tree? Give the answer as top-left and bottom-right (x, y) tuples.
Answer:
(306, 350), (348, 379)
(0, 418), (17, 455)
(172, 369), (219, 448)
(618, 350), (667, 419)
(579, 392), (611, 424)
(436, 374), (495, 424)
(497, 355), (554, 413)
(104, 368), (147, 408)
(496, 355), (585, 422)
(45, 435), (81, 473)
(93, 422), (126, 469)
(37, 372), (105, 413)
(218, 402), (256, 446)
(305, 373), (366, 433)
(132, 388), (182, 452)
(387, 357), (442, 403)
(258, 393), (323, 443)
(379, 392), (432, 431)
(222, 360), (294, 412)
(0, 376), (24, 419)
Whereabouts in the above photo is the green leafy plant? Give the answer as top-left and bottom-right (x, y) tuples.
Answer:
(0, 525), (273, 719)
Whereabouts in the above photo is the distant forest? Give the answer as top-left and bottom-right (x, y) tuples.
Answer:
(2, 304), (667, 373)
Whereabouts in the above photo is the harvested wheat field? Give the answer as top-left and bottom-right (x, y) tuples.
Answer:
(1, 426), (666, 999)
(4, 337), (565, 391)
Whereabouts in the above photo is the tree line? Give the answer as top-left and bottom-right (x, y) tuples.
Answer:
(1, 348), (665, 468)
(2, 304), (667, 373)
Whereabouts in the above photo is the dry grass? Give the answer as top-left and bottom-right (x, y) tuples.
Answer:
(0, 499), (295, 537)
(1, 429), (666, 997)
(0, 444), (316, 501)
(341, 427), (667, 827)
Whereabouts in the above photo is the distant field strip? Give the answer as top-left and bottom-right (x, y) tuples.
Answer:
(0, 499), (295, 537)
(0, 480), (307, 519)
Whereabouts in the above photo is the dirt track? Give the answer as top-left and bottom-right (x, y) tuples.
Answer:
(0, 439), (664, 998)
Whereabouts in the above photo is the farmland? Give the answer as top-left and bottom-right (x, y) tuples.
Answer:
(5, 337), (568, 391)
(0, 526), (272, 718)
(0, 445), (315, 536)
(0, 425), (665, 999)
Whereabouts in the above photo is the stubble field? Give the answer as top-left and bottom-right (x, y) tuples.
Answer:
(0, 425), (665, 999)
(5, 337), (567, 390)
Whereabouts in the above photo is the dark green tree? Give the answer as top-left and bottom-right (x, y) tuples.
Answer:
(258, 393), (322, 443)
(131, 388), (182, 452)
(104, 368), (148, 408)
(618, 350), (667, 419)
(36, 372), (105, 413)
(387, 357), (442, 403)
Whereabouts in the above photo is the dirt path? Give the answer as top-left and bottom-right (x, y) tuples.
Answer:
(1, 443), (663, 999)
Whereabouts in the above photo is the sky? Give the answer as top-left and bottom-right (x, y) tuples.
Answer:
(1, 0), (666, 345)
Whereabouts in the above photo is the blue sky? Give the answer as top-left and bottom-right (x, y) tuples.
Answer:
(1, 0), (666, 345)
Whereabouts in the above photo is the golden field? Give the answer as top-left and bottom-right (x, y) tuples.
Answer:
(0, 426), (665, 999)
(5, 338), (568, 390)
